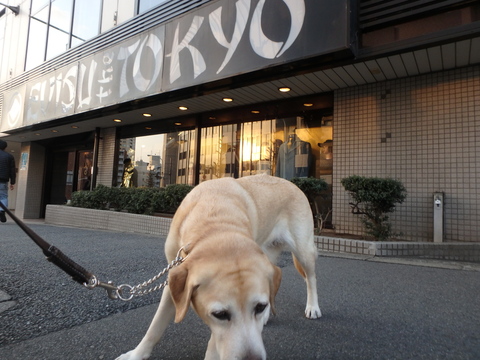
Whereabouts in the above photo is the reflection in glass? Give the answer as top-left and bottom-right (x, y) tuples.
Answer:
(31, 0), (50, 22)
(46, 0), (73, 59)
(200, 125), (237, 182)
(240, 120), (276, 177)
(25, 19), (48, 70)
(118, 130), (196, 188)
(121, 158), (137, 188)
(138, 0), (169, 14)
(165, 130), (196, 186)
(77, 151), (93, 191)
(46, 26), (70, 60)
(50, 0), (73, 32)
(72, 0), (102, 47)
(117, 115), (333, 189)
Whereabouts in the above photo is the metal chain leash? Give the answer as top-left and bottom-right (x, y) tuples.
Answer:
(84, 246), (189, 301)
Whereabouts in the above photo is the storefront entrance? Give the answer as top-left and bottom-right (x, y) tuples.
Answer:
(46, 150), (93, 205)
(42, 132), (95, 207)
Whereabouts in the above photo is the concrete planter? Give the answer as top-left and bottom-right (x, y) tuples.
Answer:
(45, 205), (172, 237)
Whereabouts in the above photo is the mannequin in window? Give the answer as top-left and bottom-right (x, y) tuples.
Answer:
(121, 158), (137, 187)
(275, 133), (312, 180)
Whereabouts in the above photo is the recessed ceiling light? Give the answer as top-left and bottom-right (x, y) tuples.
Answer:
(251, 110), (260, 114)
(278, 87), (291, 92)
(145, 126), (152, 130)
(51, 130), (58, 133)
(222, 97), (233, 102)
(175, 122), (182, 126)
(143, 113), (152, 117)
(35, 133), (41, 136)
(113, 119), (122, 122)
(178, 106), (188, 111)
(71, 125), (79, 129)
(303, 103), (313, 107)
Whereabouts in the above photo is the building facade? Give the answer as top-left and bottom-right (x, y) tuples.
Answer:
(0, 0), (479, 242)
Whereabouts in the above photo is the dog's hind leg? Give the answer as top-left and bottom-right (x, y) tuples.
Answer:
(116, 287), (176, 360)
(292, 249), (322, 319)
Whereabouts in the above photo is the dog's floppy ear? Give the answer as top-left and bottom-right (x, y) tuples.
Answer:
(168, 264), (194, 323)
(269, 265), (282, 315)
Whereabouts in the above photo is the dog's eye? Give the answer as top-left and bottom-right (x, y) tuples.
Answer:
(254, 303), (268, 315)
(212, 310), (231, 321)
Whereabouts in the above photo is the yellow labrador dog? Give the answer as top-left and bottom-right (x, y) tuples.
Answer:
(117, 174), (321, 360)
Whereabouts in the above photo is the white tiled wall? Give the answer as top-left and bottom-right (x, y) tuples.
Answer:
(16, 142), (46, 219)
(333, 65), (480, 242)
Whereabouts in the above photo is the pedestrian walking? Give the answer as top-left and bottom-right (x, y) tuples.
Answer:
(0, 139), (16, 223)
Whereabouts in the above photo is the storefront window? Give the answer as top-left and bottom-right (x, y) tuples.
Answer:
(118, 130), (196, 188)
(240, 121), (274, 177)
(117, 114), (333, 187)
(199, 124), (237, 181)
(168, 130), (196, 186)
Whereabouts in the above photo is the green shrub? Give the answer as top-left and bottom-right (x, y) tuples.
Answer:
(90, 184), (114, 209)
(290, 177), (328, 198)
(160, 184), (194, 213)
(70, 184), (193, 215)
(120, 188), (149, 214)
(341, 175), (407, 241)
(71, 189), (105, 209)
(149, 187), (166, 213)
(108, 186), (128, 211)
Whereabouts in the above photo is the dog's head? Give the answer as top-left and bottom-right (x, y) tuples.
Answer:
(168, 242), (281, 360)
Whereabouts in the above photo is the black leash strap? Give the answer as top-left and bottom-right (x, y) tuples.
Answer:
(0, 202), (94, 286)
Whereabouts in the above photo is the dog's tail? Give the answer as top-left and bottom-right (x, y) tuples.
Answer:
(292, 254), (306, 278)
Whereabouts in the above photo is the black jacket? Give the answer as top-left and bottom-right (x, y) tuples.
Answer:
(0, 150), (16, 185)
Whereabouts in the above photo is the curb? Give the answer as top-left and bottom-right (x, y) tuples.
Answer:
(316, 236), (480, 263)
(318, 251), (480, 272)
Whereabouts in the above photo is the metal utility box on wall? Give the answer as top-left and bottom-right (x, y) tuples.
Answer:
(433, 192), (444, 243)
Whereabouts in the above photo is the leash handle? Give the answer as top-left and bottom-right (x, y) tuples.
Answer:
(44, 245), (94, 285)
(0, 202), (94, 285)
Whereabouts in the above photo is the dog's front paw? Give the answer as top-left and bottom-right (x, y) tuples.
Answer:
(116, 349), (150, 360)
(305, 305), (322, 319)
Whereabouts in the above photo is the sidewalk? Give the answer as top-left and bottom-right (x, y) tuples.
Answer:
(1, 221), (480, 359)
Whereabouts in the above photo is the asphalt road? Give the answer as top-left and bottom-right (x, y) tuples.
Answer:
(1, 222), (479, 359)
